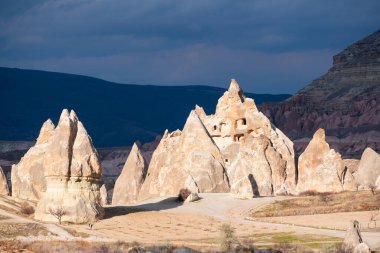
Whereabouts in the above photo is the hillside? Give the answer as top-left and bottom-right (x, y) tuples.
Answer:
(0, 67), (290, 147)
(261, 29), (380, 158)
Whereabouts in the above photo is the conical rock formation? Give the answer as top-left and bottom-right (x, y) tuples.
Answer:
(16, 109), (105, 223)
(11, 119), (55, 200)
(0, 166), (10, 196)
(139, 79), (296, 199)
(356, 147), (380, 190)
(296, 129), (345, 193)
(112, 143), (147, 204)
(138, 110), (230, 200)
(200, 79), (295, 197)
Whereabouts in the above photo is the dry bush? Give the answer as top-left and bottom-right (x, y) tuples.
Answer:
(273, 242), (314, 253)
(218, 223), (238, 251)
(177, 188), (191, 202)
(299, 190), (333, 197)
(20, 201), (34, 215)
(0, 240), (28, 252)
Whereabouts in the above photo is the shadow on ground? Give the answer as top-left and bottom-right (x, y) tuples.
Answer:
(103, 197), (183, 219)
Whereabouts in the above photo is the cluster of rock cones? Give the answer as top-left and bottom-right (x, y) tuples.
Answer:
(0, 80), (379, 225)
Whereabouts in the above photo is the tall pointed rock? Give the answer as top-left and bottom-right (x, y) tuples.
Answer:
(201, 79), (296, 197)
(139, 79), (296, 199)
(138, 110), (230, 200)
(296, 128), (345, 193)
(356, 147), (380, 190)
(112, 143), (147, 205)
(11, 109), (105, 224)
(11, 119), (55, 200)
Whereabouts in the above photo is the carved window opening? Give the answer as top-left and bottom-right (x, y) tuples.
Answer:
(225, 158), (229, 163)
(213, 125), (217, 131)
(234, 134), (244, 142)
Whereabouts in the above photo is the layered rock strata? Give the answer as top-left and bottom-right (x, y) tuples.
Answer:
(261, 29), (380, 158)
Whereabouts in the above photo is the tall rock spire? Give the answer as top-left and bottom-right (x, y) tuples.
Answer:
(12, 109), (104, 223)
(112, 142), (147, 205)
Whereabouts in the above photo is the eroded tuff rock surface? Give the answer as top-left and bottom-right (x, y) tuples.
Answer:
(261, 29), (380, 158)
(112, 143), (147, 204)
(11, 120), (55, 200)
(139, 80), (296, 199)
(342, 221), (368, 253)
(100, 184), (108, 206)
(15, 109), (105, 223)
(296, 129), (345, 193)
(356, 147), (380, 190)
(0, 166), (9, 195)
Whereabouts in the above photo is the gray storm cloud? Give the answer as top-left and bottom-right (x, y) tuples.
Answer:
(0, 0), (379, 93)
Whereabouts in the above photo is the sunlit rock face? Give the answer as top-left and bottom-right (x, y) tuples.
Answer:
(356, 147), (380, 190)
(139, 79), (296, 200)
(296, 128), (345, 193)
(112, 142), (147, 205)
(16, 109), (105, 223)
(11, 119), (55, 201)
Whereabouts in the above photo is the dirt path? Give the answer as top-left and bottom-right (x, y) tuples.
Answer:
(0, 207), (73, 239)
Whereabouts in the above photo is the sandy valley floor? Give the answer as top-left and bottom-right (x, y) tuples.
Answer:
(1, 193), (379, 251)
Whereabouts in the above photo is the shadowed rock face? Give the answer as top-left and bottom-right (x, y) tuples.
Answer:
(112, 143), (147, 205)
(261, 29), (380, 158)
(296, 129), (345, 193)
(0, 166), (9, 196)
(139, 80), (296, 200)
(13, 109), (104, 223)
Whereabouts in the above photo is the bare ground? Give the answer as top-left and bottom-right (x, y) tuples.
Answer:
(0, 193), (379, 251)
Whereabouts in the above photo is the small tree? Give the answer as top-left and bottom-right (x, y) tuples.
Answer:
(219, 223), (238, 251)
(369, 184), (377, 195)
(49, 205), (67, 224)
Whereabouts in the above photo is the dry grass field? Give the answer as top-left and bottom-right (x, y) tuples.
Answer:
(250, 191), (380, 218)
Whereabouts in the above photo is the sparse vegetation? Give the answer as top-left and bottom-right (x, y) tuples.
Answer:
(251, 191), (380, 218)
(19, 201), (35, 215)
(0, 223), (50, 238)
(177, 188), (191, 202)
(218, 223), (239, 251)
(369, 184), (377, 195)
(49, 205), (67, 224)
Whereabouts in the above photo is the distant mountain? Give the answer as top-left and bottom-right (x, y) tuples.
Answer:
(0, 67), (290, 147)
(261, 29), (380, 158)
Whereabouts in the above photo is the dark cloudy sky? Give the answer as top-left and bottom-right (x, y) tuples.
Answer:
(0, 1), (379, 94)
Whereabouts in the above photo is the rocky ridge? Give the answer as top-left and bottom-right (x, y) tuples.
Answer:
(261, 29), (380, 158)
